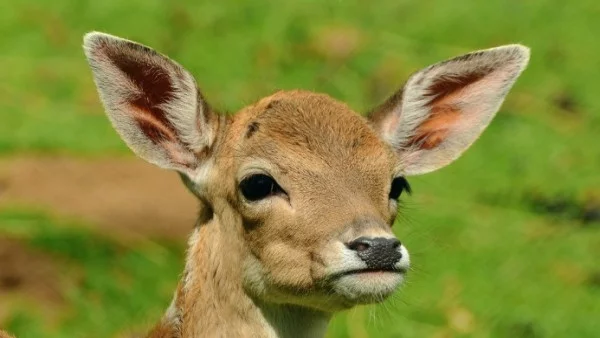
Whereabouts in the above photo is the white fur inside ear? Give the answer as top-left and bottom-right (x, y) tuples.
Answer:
(375, 44), (530, 175)
(83, 32), (217, 176)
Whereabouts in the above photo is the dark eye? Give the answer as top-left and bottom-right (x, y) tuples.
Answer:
(239, 174), (284, 201)
(389, 176), (411, 200)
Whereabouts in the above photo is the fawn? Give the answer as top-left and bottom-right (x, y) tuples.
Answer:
(3, 33), (529, 338)
(82, 32), (528, 337)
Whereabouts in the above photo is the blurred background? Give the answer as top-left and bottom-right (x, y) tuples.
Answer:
(1, 0), (599, 337)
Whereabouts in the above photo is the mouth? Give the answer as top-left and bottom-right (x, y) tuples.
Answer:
(332, 267), (407, 279)
(326, 267), (406, 306)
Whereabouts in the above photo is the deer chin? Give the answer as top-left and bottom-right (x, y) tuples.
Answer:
(328, 269), (406, 305)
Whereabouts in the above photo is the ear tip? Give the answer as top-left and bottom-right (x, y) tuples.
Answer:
(491, 44), (531, 69)
(83, 32), (132, 57)
(498, 44), (531, 58)
(83, 32), (111, 58)
(84, 31), (110, 48)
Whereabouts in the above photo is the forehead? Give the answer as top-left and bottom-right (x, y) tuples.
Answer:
(229, 90), (395, 178)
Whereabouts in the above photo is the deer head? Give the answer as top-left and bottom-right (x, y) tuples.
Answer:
(83, 32), (528, 337)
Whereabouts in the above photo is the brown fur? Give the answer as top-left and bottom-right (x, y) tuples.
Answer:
(0, 331), (15, 338)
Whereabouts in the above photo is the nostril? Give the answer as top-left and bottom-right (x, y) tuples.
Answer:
(391, 239), (401, 249)
(350, 242), (370, 252)
(347, 237), (372, 252)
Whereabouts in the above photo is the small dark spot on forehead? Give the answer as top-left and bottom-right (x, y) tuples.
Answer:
(246, 122), (260, 138)
(265, 100), (281, 110)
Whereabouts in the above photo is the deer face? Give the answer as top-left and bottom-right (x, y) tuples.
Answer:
(213, 91), (410, 310)
(83, 32), (528, 312)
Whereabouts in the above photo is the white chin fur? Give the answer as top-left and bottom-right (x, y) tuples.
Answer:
(331, 272), (405, 304)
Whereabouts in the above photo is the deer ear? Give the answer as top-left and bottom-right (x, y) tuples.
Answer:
(83, 32), (220, 179)
(369, 45), (530, 176)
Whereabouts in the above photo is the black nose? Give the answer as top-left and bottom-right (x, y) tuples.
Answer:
(347, 237), (402, 270)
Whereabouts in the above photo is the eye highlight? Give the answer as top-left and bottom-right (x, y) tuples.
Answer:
(389, 176), (411, 200)
(239, 174), (285, 201)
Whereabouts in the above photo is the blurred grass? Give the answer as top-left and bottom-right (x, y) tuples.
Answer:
(1, 0), (599, 337)
(0, 209), (183, 338)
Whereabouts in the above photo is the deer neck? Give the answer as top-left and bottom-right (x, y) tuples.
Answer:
(256, 301), (331, 338)
(150, 208), (331, 338)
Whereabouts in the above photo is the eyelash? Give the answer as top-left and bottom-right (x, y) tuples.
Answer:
(389, 177), (411, 200)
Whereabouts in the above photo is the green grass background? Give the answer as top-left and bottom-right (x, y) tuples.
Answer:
(1, 0), (599, 337)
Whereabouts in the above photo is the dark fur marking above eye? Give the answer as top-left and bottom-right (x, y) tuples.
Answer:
(246, 122), (260, 138)
(265, 100), (281, 110)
